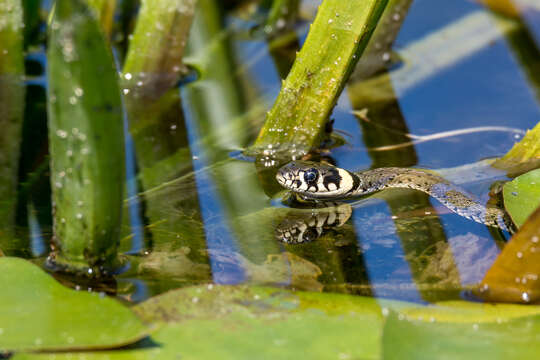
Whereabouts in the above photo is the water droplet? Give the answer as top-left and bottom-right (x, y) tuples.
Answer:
(56, 129), (68, 138)
(123, 88), (130, 95)
(124, 73), (132, 80)
(69, 96), (77, 105)
(74, 87), (84, 97)
(76, 213), (83, 219)
(522, 292), (530, 302)
(516, 251), (523, 259)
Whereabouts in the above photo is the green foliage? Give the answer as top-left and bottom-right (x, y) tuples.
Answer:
(0, 0), (25, 248)
(123, 0), (196, 97)
(252, 0), (389, 157)
(85, 0), (116, 36)
(503, 168), (540, 228)
(47, 0), (125, 269)
(12, 284), (540, 359)
(0, 257), (147, 352)
(383, 310), (540, 360)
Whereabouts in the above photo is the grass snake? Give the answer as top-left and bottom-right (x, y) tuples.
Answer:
(276, 161), (515, 235)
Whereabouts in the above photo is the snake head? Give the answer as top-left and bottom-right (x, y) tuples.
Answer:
(276, 161), (356, 199)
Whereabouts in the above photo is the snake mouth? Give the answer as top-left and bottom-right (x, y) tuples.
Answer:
(275, 165), (299, 190)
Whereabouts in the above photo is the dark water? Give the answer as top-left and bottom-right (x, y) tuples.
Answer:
(4, 0), (540, 304)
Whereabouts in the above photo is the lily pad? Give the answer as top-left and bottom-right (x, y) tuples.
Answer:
(14, 285), (386, 359)
(383, 310), (540, 360)
(503, 168), (540, 227)
(13, 285), (540, 359)
(0, 257), (147, 352)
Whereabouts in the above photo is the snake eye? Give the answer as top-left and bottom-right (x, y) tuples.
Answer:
(303, 168), (318, 184)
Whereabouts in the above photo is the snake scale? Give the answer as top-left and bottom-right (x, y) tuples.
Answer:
(276, 161), (515, 233)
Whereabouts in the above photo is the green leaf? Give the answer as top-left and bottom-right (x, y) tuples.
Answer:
(47, 0), (125, 269)
(0, 257), (147, 352)
(12, 285), (540, 359)
(383, 310), (540, 360)
(503, 168), (540, 227)
(15, 285), (386, 359)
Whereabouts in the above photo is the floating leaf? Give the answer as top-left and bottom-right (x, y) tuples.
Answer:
(503, 168), (540, 227)
(14, 285), (540, 359)
(478, 205), (540, 303)
(383, 310), (540, 360)
(0, 257), (147, 352)
(15, 285), (386, 359)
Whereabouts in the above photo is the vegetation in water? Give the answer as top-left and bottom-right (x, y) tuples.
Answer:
(0, 0), (539, 358)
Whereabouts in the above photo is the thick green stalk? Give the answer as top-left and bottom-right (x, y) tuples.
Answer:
(121, 0), (207, 269)
(0, 0), (25, 250)
(123, 0), (196, 98)
(252, 0), (388, 156)
(86, 0), (117, 36)
(264, 0), (299, 36)
(47, 0), (125, 271)
(352, 0), (413, 80)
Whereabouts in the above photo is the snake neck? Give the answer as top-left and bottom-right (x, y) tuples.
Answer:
(349, 167), (515, 233)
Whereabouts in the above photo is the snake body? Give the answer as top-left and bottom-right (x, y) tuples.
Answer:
(276, 161), (515, 233)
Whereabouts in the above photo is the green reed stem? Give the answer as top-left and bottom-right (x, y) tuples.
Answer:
(252, 0), (388, 157)
(123, 0), (196, 98)
(47, 0), (124, 271)
(0, 0), (25, 251)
